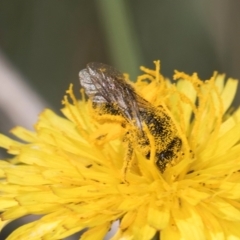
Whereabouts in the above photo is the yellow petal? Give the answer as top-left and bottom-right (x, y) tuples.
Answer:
(10, 126), (36, 142)
(7, 219), (62, 240)
(147, 206), (170, 230)
(221, 78), (238, 113)
(80, 223), (110, 240)
(176, 79), (197, 132)
(161, 224), (181, 240)
(203, 197), (240, 221)
(172, 201), (205, 240)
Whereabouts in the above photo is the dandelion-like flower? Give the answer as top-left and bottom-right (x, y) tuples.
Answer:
(0, 61), (240, 240)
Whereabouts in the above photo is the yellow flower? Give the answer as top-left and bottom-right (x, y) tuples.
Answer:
(0, 61), (240, 240)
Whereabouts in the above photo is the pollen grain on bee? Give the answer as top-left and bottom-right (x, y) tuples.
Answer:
(79, 62), (182, 175)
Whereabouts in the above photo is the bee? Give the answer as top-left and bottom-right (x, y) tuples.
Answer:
(79, 62), (182, 175)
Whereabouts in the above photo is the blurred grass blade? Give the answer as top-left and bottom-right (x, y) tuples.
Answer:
(96, 0), (142, 79)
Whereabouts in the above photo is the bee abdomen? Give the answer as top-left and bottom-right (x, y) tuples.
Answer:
(155, 137), (182, 172)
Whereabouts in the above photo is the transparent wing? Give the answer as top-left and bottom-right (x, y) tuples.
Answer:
(79, 62), (148, 130)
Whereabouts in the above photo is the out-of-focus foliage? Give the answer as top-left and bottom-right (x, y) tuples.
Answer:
(0, 1), (240, 109)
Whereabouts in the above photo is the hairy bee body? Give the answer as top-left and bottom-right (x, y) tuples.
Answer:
(79, 62), (182, 173)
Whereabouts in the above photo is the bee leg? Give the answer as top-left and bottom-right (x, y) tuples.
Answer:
(155, 137), (182, 172)
(121, 140), (134, 183)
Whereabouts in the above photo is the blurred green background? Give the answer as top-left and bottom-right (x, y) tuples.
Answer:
(0, 0), (240, 239)
(1, 1), (240, 111)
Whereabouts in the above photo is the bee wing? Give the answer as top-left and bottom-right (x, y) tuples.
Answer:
(79, 62), (145, 130)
